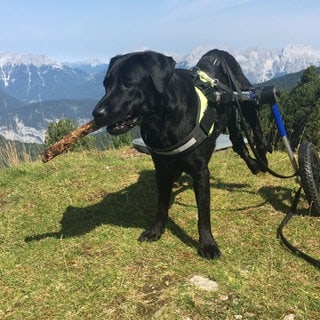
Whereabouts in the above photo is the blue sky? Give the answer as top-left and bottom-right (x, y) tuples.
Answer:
(1, 0), (319, 62)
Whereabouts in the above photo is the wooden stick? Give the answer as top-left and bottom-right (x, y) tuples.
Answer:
(41, 120), (104, 163)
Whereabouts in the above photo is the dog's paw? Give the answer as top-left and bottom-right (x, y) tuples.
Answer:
(257, 154), (268, 173)
(138, 228), (164, 242)
(199, 244), (221, 260)
(246, 158), (260, 175)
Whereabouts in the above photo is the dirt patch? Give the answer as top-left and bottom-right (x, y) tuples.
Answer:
(120, 148), (148, 158)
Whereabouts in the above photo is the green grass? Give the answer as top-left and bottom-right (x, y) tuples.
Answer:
(0, 147), (319, 319)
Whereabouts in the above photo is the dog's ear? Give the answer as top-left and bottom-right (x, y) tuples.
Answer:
(142, 51), (176, 93)
(107, 54), (124, 74)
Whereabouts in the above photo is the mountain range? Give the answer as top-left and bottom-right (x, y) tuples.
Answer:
(1, 44), (320, 144)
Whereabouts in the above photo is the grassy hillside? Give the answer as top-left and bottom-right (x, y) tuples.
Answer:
(0, 135), (44, 168)
(0, 147), (319, 319)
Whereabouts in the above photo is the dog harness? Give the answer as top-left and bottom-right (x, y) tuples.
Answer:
(149, 69), (219, 156)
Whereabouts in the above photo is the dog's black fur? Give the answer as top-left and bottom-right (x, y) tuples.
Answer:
(92, 49), (268, 259)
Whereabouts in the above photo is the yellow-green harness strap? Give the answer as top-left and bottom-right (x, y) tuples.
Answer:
(195, 87), (214, 136)
(150, 70), (218, 156)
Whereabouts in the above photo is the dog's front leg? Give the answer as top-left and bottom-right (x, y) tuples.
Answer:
(193, 168), (221, 259)
(138, 167), (174, 242)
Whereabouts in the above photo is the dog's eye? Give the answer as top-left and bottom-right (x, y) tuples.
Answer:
(123, 82), (133, 88)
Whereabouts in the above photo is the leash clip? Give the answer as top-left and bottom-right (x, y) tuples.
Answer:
(193, 67), (219, 88)
(198, 70), (219, 88)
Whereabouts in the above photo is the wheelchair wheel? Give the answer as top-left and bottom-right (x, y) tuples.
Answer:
(298, 141), (320, 215)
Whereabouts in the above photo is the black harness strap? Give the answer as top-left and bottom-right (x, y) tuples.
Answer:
(150, 123), (208, 156)
(200, 106), (217, 136)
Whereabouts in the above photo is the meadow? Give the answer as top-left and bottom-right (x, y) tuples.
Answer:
(0, 147), (319, 319)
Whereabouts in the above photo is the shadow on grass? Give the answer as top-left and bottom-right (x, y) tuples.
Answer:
(25, 170), (199, 249)
(25, 169), (309, 247)
(259, 185), (314, 216)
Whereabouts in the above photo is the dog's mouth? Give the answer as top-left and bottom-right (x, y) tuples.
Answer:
(107, 110), (141, 135)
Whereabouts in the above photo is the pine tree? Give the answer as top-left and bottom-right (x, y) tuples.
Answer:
(280, 66), (320, 150)
(45, 119), (95, 152)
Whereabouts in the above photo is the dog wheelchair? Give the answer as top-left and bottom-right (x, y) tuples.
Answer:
(212, 84), (320, 268)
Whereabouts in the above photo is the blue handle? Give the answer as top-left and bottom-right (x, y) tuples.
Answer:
(271, 104), (287, 137)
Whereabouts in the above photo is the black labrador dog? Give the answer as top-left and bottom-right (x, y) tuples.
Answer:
(92, 49), (268, 259)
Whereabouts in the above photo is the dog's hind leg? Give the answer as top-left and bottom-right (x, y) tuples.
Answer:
(227, 112), (260, 174)
(193, 168), (221, 259)
(138, 166), (175, 242)
(240, 103), (270, 171)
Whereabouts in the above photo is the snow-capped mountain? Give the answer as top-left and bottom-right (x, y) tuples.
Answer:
(0, 53), (105, 102)
(0, 96), (97, 143)
(0, 53), (58, 68)
(0, 44), (320, 144)
(0, 54), (107, 143)
(1, 44), (319, 103)
(64, 59), (108, 75)
(176, 44), (320, 83)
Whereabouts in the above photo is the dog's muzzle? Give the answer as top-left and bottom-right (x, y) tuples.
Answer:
(92, 101), (141, 135)
(106, 110), (141, 135)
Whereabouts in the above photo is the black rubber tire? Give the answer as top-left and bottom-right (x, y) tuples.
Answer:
(298, 141), (320, 216)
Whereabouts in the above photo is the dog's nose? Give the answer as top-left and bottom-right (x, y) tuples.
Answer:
(92, 97), (108, 123)
(92, 106), (106, 120)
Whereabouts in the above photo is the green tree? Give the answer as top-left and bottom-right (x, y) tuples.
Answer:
(45, 119), (95, 152)
(108, 131), (132, 149)
(280, 66), (320, 150)
(299, 65), (319, 85)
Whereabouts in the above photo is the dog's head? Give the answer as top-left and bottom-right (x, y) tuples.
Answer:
(92, 51), (176, 135)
